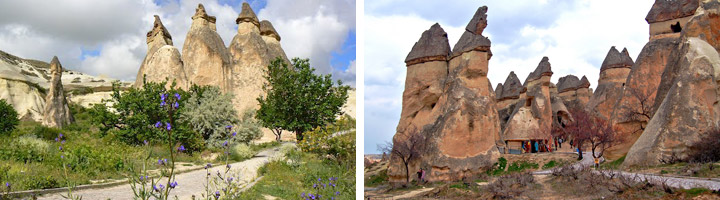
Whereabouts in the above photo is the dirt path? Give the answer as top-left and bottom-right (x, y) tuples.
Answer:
(533, 152), (720, 190)
(38, 143), (293, 200)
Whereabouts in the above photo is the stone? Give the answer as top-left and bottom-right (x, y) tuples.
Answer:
(645, 0), (699, 23)
(389, 6), (500, 184)
(135, 15), (187, 89)
(606, 37), (680, 160)
(556, 74), (591, 110)
(524, 57), (553, 84)
(587, 47), (633, 121)
(495, 83), (503, 98)
(237, 2), (260, 27)
(182, 4), (232, 92)
(260, 20), (289, 63)
(42, 56), (73, 128)
(451, 6), (491, 59)
(405, 23), (451, 65)
(228, 2), (271, 115)
(498, 71), (523, 100)
(682, 0), (720, 52)
(624, 38), (720, 167)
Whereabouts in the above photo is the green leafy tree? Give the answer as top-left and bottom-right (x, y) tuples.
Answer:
(257, 58), (350, 141)
(0, 99), (19, 136)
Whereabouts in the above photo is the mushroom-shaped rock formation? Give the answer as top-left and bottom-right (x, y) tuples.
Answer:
(556, 74), (591, 110)
(496, 71), (524, 131)
(260, 20), (289, 63)
(182, 4), (232, 92)
(646, 0), (699, 39)
(587, 46), (633, 120)
(389, 6), (500, 184)
(228, 2), (273, 116)
(42, 56), (74, 128)
(135, 15), (187, 89)
(624, 38), (720, 167)
(237, 2), (260, 27)
(451, 6), (491, 59)
(405, 23), (451, 65)
(502, 57), (555, 154)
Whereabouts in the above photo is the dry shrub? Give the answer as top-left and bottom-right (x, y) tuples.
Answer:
(688, 129), (720, 163)
(487, 173), (535, 199)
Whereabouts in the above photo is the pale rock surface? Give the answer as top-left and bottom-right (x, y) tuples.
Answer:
(587, 46), (633, 121)
(182, 4), (232, 92)
(135, 15), (187, 89)
(228, 2), (270, 115)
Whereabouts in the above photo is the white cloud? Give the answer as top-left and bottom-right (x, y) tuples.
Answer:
(258, 0), (355, 81)
(333, 60), (356, 87)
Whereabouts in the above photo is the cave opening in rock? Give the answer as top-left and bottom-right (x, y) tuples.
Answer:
(670, 22), (682, 33)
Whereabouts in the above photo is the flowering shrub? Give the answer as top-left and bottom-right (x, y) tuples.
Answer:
(88, 80), (203, 152)
(301, 177), (342, 200)
(298, 116), (356, 163)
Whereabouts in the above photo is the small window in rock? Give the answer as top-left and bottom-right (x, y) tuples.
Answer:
(525, 97), (533, 107)
(671, 22), (682, 33)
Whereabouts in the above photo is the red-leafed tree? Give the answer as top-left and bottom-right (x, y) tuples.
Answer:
(555, 109), (623, 161)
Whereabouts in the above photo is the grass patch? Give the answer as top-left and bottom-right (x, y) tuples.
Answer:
(365, 169), (388, 187)
(542, 160), (558, 169)
(682, 188), (710, 197)
(507, 161), (538, 173)
(238, 148), (355, 199)
(600, 155), (625, 170)
(449, 182), (470, 190)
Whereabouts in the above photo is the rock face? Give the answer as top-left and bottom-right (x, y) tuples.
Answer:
(135, 15), (187, 89)
(228, 2), (273, 115)
(502, 57), (554, 150)
(389, 6), (500, 184)
(624, 38), (720, 167)
(682, 1), (720, 52)
(646, 0), (699, 40)
(607, 38), (680, 159)
(587, 46), (633, 121)
(556, 75), (591, 110)
(182, 4), (232, 92)
(42, 57), (73, 128)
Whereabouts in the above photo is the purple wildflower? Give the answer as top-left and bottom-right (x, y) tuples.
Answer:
(214, 191), (220, 198)
(59, 146), (63, 151)
(139, 176), (144, 181)
(144, 140), (149, 145)
(226, 164), (231, 169)
(173, 102), (179, 109)
(232, 132), (237, 137)
(160, 93), (166, 101)
(318, 178), (322, 182)
(61, 140), (65, 144)
(55, 137), (59, 142)
(164, 158), (168, 164)
(165, 122), (171, 131)
(223, 141), (228, 147)
(169, 181), (177, 189)
(225, 125), (233, 130)
(6, 182), (10, 188)
(335, 191), (340, 195)
(205, 163), (212, 169)
(301, 192), (305, 197)
(228, 177), (233, 182)
(177, 145), (186, 152)
(160, 101), (166, 107)
(154, 121), (162, 128)
(313, 183), (317, 188)
(174, 93), (180, 100)
(61, 155), (64, 159)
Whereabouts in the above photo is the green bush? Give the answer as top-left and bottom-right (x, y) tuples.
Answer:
(231, 143), (255, 161)
(0, 135), (50, 163)
(31, 125), (63, 141)
(297, 116), (356, 164)
(0, 99), (19, 136)
(22, 175), (59, 189)
(490, 157), (507, 175)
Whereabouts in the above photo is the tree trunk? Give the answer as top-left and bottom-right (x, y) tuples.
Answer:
(404, 161), (410, 184)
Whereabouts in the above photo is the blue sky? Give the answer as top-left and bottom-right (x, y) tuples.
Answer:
(364, 0), (654, 154)
(0, 0), (355, 86)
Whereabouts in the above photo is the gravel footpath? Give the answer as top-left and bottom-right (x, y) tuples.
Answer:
(38, 143), (293, 200)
